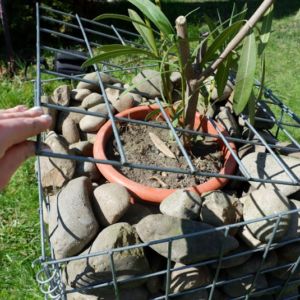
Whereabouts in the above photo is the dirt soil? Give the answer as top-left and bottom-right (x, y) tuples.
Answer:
(105, 122), (224, 189)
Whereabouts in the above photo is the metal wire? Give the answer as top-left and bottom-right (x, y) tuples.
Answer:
(33, 3), (300, 300)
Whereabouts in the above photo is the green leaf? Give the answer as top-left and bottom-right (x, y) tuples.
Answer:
(128, 9), (155, 53)
(228, 4), (247, 43)
(128, 0), (174, 38)
(229, 3), (237, 27)
(204, 14), (219, 40)
(257, 53), (266, 101)
(214, 52), (233, 99)
(248, 90), (256, 128)
(82, 46), (159, 67)
(258, 4), (273, 56)
(145, 106), (170, 121)
(233, 27), (257, 115)
(200, 20), (244, 69)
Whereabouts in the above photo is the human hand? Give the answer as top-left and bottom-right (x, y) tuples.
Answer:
(0, 105), (52, 191)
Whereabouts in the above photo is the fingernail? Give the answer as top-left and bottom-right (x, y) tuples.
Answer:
(17, 105), (28, 111)
(40, 114), (52, 120)
(41, 143), (53, 153)
(30, 106), (44, 112)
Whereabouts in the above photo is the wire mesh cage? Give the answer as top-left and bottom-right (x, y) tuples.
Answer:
(33, 3), (300, 300)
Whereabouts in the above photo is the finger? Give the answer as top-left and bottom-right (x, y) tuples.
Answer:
(0, 105), (28, 115)
(0, 114), (52, 158)
(0, 141), (36, 191)
(0, 106), (45, 120)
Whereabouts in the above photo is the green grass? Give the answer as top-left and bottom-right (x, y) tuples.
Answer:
(1, 1), (300, 299)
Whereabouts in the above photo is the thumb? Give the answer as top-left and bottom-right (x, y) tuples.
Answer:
(0, 141), (42, 191)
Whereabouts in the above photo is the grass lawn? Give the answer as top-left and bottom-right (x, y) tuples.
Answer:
(0, 1), (300, 299)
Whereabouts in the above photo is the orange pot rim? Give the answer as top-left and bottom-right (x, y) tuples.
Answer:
(94, 104), (237, 205)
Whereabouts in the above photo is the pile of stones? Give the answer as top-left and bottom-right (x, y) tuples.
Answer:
(39, 70), (300, 300)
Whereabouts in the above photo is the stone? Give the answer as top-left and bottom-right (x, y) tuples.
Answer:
(225, 251), (278, 279)
(210, 241), (253, 269)
(132, 69), (173, 98)
(56, 106), (86, 133)
(170, 71), (182, 89)
(238, 139), (266, 159)
(238, 225), (267, 249)
(41, 95), (57, 131)
(159, 189), (202, 220)
(220, 272), (268, 298)
(39, 132), (76, 195)
(69, 141), (94, 157)
(172, 289), (208, 300)
(81, 92), (104, 109)
(200, 191), (243, 236)
(66, 285), (148, 300)
(105, 83), (134, 113)
(275, 141), (300, 160)
(161, 262), (212, 294)
(64, 223), (150, 295)
(266, 274), (300, 296)
(76, 72), (123, 93)
(79, 103), (115, 132)
(49, 177), (99, 259)
(70, 89), (92, 102)
(93, 183), (131, 227)
(136, 214), (239, 264)
(62, 118), (80, 144)
(239, 103), (275, 130)
(53, 85), (71, 107)
(118, 203), (152, 225)
(201, 77), (234, 102)
(270, 255), (300, 280)
(123, 83), (143, 106)
(74, 161), (101, 182)
(277, 241), (300, 262)
(243, 189), (291, 242)
(215, 107), (241, 139)
(241, 152), (300, 196)
(277, 199), (300, 243)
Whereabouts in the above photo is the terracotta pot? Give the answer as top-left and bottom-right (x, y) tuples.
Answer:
(94, 105), (237, 204)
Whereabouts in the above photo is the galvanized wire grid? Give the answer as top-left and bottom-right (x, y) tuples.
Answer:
(33, 3), (300, 300)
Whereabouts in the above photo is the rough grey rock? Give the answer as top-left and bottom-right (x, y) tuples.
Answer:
(136, 214), (239, 264)
(64, 223), (150, 295)
(277, 241), (300, 262)
(159, 189), (202, 220)
(81, 92), (104, 109)
(41, 95), (57, 131)
(237, 225), (267, 249)
(170, 71), (182, 89)
(215, 107), (241, 139)
(266, 274), (300, 296)
(240, 152), (300, 196)
(40, 132), (76, 195)
(79, 103), (115, 132)
(66, 284), (148, 300)
(70, 89), (92, 102)
(172, 289), (208, 300)
(62, 118), (80, 144)
(226, 251), (278, 279)
(275, 141), (300, 160)
(93, 183), (131, 227)
(277, 199), (300, 242)
(201, 77), (234, 102)
(118, 203), (152, 226)
(238, 139), (266, 159)
(105, 83), (134, 113)
(132, 69), (173, 98)
(210, 241), (253, 269)
(270, 255), (300, 280)
(220, 273), (268, 298)
(161, 262), (212, 294)
(74, 161), (101, 182)
(243, 189), (291, 242)
(76, 72), (123, 93)
(239, 103), (275, 130)
(56, 106), (86, 133)
(53, 85), (71, 107)
(49, 177), (99, 259)
(200, 191), (243, 236)
(69, 141), (94, 157)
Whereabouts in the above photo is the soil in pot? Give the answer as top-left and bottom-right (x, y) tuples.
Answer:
(105, 121), (224, 189)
